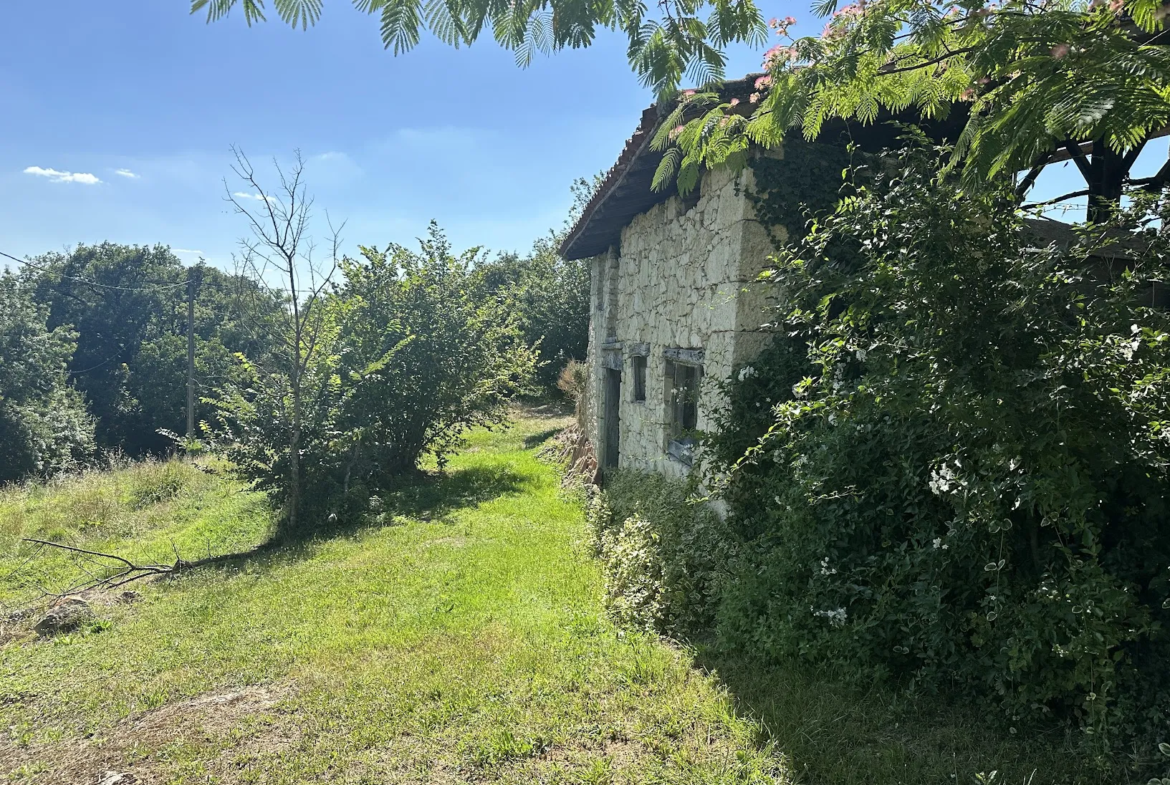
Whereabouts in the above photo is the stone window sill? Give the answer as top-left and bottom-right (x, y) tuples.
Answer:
(666, 438), (695, 467)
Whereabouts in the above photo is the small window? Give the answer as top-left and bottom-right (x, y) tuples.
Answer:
(632, 356), (647, 402)
(664, 359), (701, 463)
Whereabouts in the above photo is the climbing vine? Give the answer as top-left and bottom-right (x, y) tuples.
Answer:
(745, 138), (862, 247)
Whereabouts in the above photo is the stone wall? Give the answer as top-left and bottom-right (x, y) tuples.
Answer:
(585, 160), (783, 479)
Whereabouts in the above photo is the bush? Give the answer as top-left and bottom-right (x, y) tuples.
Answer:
(703, 144), (1170, 762)
(210, 224), (537, 533)
(0, 273), (94, 483)
(335, 225), (538, 476)
(586, 470), (734, 636)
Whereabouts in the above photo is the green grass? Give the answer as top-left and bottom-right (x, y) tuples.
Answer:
(0, 414), (783, 784)
(0, 413), (1113, 784)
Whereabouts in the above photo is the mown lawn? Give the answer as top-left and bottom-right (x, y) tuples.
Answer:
(0, 411), (1099, 784)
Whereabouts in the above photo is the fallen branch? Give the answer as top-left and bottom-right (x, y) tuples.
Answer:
(21, 538), (188, 595)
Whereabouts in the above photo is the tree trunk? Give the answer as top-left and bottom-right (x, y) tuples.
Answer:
(1087, 141), (1130, 224)
(289, 341), (302, 533)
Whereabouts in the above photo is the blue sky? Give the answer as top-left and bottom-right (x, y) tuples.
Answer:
(2, 1), (1166, 272)
(0, 1), (775, 270)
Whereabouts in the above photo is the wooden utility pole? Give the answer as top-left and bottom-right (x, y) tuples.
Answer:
(186, 267), (196, 439)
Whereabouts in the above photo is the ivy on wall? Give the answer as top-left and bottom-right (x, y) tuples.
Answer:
(745, 138), (862, 247)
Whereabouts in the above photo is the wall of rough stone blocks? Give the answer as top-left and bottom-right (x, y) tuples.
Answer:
(584, 161), (784, 479)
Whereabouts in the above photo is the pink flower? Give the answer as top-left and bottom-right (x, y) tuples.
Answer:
(754, 75), (772, 90)
(769, 16), (780, 27)
(729, 97), (740, 106)
(785, 16), (797, 25)
(683, 89), (696, 97)
(822, 22), (845, 40)
(750, 92), (761, 103)
(763, 44), (797, 67)
(960, 87), (976, 102)
(1108, 0), (1124, 12)
(670, 124), (686, 140)
(1051, 43), (1069, 58)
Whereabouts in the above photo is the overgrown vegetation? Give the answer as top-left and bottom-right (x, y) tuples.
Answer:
(585, 470), (731, 635)
(702, 144), (1169, 775)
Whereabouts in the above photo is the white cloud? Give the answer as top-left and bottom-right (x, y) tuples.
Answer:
(172, 248), (204, 257)
(114, 168), (140, 179)
(24, 166), (101, 185)
(232, 191), (279, 203)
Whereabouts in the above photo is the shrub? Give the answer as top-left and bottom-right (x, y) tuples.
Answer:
(703, 143), (1170, 760)
(335, 225), (538, 476)
(586, 470), (734, 636)
(210, 224), (537, 533)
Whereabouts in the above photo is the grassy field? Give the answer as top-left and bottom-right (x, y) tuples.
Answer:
(0, 411), (1101, 784)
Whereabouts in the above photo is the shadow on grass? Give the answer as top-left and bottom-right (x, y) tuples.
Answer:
(523, 427), (565, 450)
(173, 463), (526, 579)
(692, 647), (1092, 785)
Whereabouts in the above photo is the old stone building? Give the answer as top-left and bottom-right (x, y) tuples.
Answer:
(560, 100), (780, 479)
(559, 78), (979, 478)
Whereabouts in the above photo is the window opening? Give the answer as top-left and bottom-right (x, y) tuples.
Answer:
(632, 355), (647, 402)
(664, 358), (701, 464)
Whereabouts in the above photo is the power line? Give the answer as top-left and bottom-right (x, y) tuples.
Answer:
(0, 249), (191, 292)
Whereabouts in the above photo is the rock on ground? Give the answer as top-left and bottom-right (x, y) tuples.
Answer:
(35, 597), (94, 637)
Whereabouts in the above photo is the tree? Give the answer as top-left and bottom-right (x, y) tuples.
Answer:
(190, 0), (766, 97)
(0, 273), (94, 483)
(655, 2), (1170, 222)
(476, 236), (590, 388)
(24, 244), (188, 453)
(192, 1), (1170, 221)
(216, 148), (342, 534)
(21, 245), (282, 456)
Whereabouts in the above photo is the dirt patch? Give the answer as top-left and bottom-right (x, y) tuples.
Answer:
(0, 685), (295, 784)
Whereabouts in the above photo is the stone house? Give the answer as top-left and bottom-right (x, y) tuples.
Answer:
(559, 77), (971, 479)
(559, 87), (784, 480)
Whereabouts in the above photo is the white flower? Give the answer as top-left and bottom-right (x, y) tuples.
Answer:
(813, 607), (848, 627)
(856, 348), (867, 361)
(819, 557), (837, 575)
(928, 463), (956, 495)
(738, 365), (757, 381)
(932, 538), (942, 549)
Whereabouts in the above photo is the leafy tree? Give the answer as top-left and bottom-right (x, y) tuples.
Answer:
(656, 2), (1170, 222)
(24, 243), (189, 453)
(190, 0), (766, 96)
(22, 244), (282, 456)
(193, 1), (1170, 220)
(477, 236), (589, 389)
(0, 273), (94, 483)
